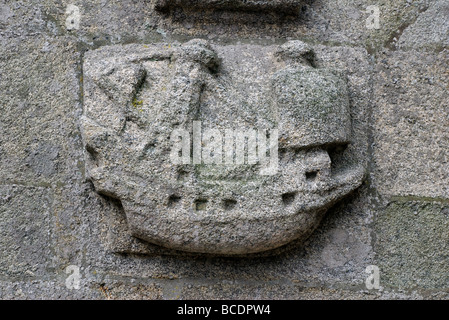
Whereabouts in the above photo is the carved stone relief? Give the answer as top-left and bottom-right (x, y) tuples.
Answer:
(81, 39), (368, 256)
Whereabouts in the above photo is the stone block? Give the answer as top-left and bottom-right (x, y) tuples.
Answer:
(373, 49), (449, 198)
(374, 200), (449, 290)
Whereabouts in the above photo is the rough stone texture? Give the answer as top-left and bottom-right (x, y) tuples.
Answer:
(372, 49), (449, 199)
(81, 40), (367, 255)
(0, 0), (432, 47)
(398, 0), (449, 50)
(180, 282), (379, 300)
(0, 279), (163, 300)
(374, 200), (449, 290)
(0, 0), (448, 300)
(0, 185), (53, 278)
(155, 0), (304, 12)
(0, 36), (82, 187)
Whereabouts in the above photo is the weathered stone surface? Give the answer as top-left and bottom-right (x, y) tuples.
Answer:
(0, 36), (82, 186)
(150, 0), (431, 49)
(398, 0), (449, 50)
(1, 0), (448, 301)
(0, 185), (53, 278)
(155, 0), (303, 12)
(86, 187), (372, 291)
(0, 1), (430, 49)
(373, 49), (449, 199)
(180, 282), (379, 299)
(374, 200), (449, 290)
(0, 278), (163, 300)
(81, 40), (367, 255)
(94, 281), (163, 300)
(0, 280), (92, 300)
